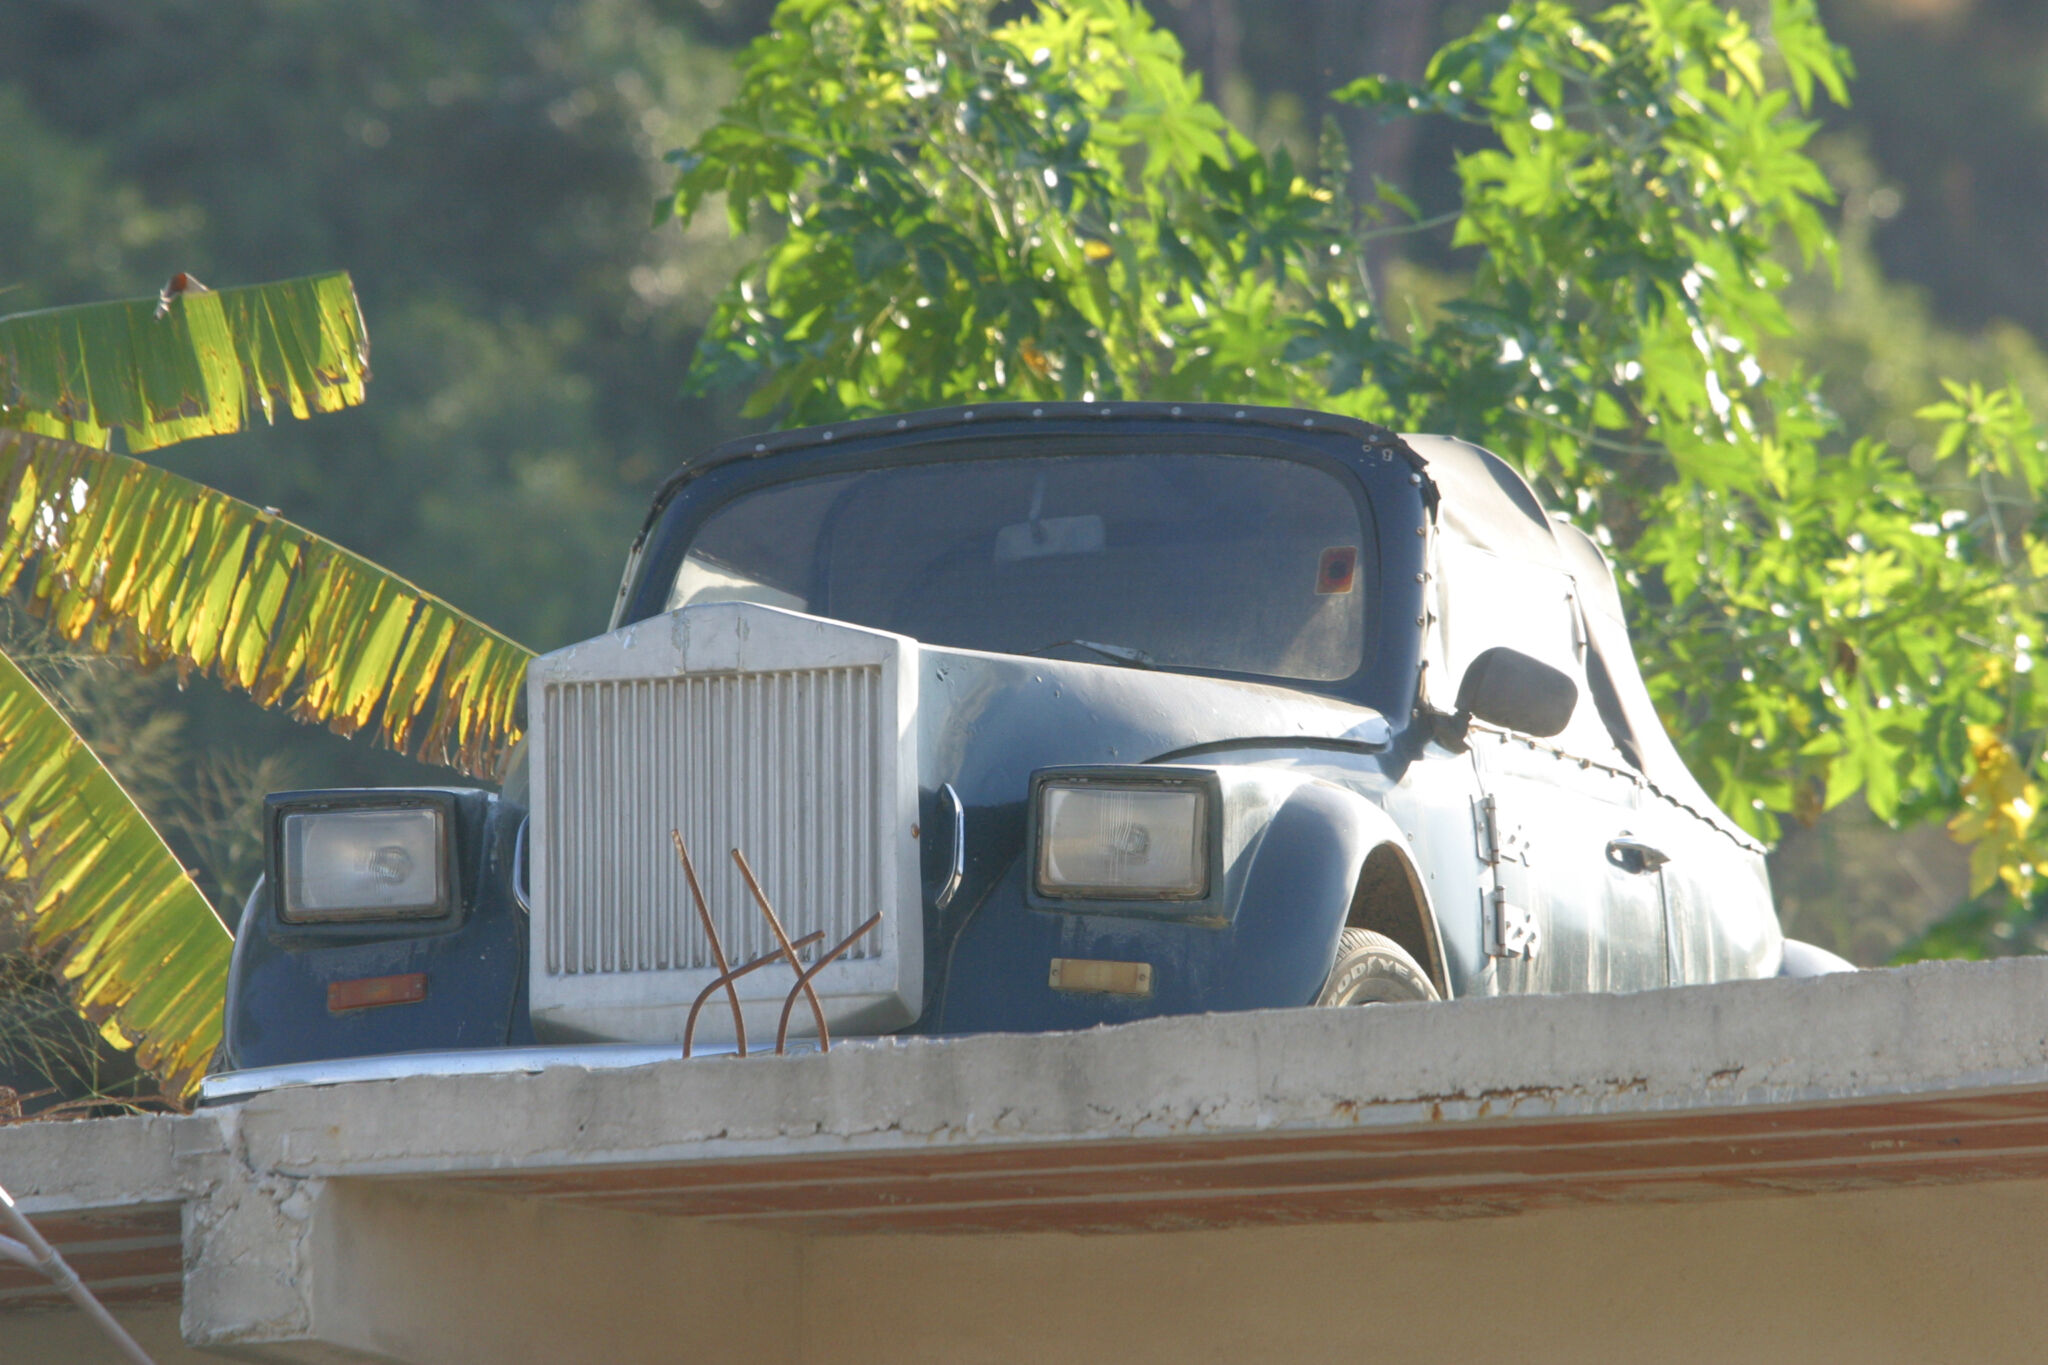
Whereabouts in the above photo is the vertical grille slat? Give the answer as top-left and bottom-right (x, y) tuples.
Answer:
(539, 664), (891, 977)
(543, 684), (563, 975)
(578, 683), (596, 973)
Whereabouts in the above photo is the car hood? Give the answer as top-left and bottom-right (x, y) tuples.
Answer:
(913, 641), (1389, 805)
(507, 606), (1391, 807)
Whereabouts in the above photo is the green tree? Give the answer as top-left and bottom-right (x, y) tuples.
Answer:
(0, 276), (531, 1098)
(664, 0), (2048, 902)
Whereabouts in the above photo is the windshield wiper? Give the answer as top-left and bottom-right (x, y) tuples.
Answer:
(1030, 639), (1158, 670)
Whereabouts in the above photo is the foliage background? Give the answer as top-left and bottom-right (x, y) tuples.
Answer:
(1, 0), (2045, 1103)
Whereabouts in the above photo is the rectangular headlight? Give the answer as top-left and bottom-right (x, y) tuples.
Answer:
(280, 807), (448, 923)
(1036, 780), (1210, 899)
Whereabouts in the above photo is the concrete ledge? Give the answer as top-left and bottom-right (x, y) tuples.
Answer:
(8, 958), (2048, 1360)
(205, 956), (2048, 1236)
(227, 957), (2048, 1172)
(0, 1114), (192, 1314)
(2, 1112), (192, 1215)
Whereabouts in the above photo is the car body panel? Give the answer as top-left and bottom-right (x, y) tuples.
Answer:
(220, 789), (532, 1072)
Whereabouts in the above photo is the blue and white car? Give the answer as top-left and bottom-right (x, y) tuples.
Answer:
(209, 402), (1842, 1094)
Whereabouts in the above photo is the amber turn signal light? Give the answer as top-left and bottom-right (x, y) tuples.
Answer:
(327, 973), (428, 1013)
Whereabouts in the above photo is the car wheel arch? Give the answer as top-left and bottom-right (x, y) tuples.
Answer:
(1170, 765), (1457, 1007)
(1344, 840), (1450, 999)
(1243, 773), (1449, 1002)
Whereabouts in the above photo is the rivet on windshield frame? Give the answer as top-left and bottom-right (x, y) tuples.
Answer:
(897, 418), (908, 428)
(1303, 417), (1315, 426)
(963, 410), (975, 419)
(1415, 526), (1425, 536)
(1415, 572), (1426, 583)
(1410, 473), (1422, 485)
(755, 443), (767, 453)
(1170, 406), (1182, 416)
(1100, 407), (1112, 416)
(1415, 616), (1425, 626)
(1032, 407), (1044, 417)
(1234, 409), (1246, 419)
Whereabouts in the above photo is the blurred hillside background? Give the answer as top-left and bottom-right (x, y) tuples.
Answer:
(0, 0), (2040, 969)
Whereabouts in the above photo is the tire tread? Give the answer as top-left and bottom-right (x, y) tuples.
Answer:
(1317, 927), (1439, 1006)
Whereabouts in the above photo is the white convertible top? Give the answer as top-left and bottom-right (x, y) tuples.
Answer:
(1403, 434), (1751, 846)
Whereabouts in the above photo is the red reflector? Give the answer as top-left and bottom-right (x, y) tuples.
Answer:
(328, 973), (427, 1013)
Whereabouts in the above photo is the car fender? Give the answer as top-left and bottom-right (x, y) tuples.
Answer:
(1192, 765), (1448, 1002)
(214, 790), (532, 1074)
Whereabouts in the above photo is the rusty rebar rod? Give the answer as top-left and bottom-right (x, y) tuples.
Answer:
(682, 932), (823, 1058)
(671, 830), (746, 1055)
(729, 848), (830, 1054)
(775, 912), (884, 1055)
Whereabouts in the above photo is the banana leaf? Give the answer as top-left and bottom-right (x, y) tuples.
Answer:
(0, 429), (534, 777)
(0, 274), (370, 453)
(0, 649), (228, 1099)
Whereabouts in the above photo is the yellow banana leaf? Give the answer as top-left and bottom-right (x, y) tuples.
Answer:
(0, 428), (534, 777)
(0, 648), (228, 1099)
(0, 273), (369, 453)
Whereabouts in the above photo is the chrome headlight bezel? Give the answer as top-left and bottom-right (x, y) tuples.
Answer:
(265, 790), (465, 932)
(1025, 766), (1223, 918)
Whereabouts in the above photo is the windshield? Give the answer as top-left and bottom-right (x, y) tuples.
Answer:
(666, 452), (1371, 682)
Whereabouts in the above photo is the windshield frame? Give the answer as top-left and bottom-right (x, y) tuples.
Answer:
(619, 414), (1414, 704)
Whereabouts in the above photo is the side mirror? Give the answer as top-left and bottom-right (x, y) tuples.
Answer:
(1440, 647), (1578, 746)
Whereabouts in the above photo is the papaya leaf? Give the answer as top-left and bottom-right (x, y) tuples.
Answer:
(0, 649), (227, 1099)
(0, 273), (369, 453)
(0, 429), (532, 778)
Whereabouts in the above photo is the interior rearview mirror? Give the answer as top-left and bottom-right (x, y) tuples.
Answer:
(1452, 646), (1578, 739)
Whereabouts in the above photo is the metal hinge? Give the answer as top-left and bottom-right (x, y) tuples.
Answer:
(1473, 794), (1529, 867)
(1485, 887), (1541, 960)
(1476, 796), (1538, 959)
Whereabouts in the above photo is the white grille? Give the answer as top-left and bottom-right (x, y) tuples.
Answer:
(525, 602), (921, 1046)
(539, 665), (887, 977)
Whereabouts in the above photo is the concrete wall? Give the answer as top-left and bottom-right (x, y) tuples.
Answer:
(14, 1175), (2042, 1364)
(5, 1306), (220, 1364)
(313, 1175), (2048, 1364)
(806, 1178), (2045, 1365)
(10, 959), (2048, 1362)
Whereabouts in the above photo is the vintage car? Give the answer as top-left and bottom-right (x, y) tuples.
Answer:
(207, 402), (1848, 1092)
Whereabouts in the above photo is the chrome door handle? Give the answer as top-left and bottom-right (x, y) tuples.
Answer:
(512, 814), (533, 914)
(1606, 836), (1669, 873)
(935, 783), (966, 911)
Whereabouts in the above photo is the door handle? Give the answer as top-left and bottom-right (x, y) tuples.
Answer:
(512, 814), (533, 914)
(1606, 836), (1669, 873)
(935, 783), (966, 911)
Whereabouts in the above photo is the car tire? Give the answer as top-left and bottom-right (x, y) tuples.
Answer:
(1316, 928), (1440, 1006)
